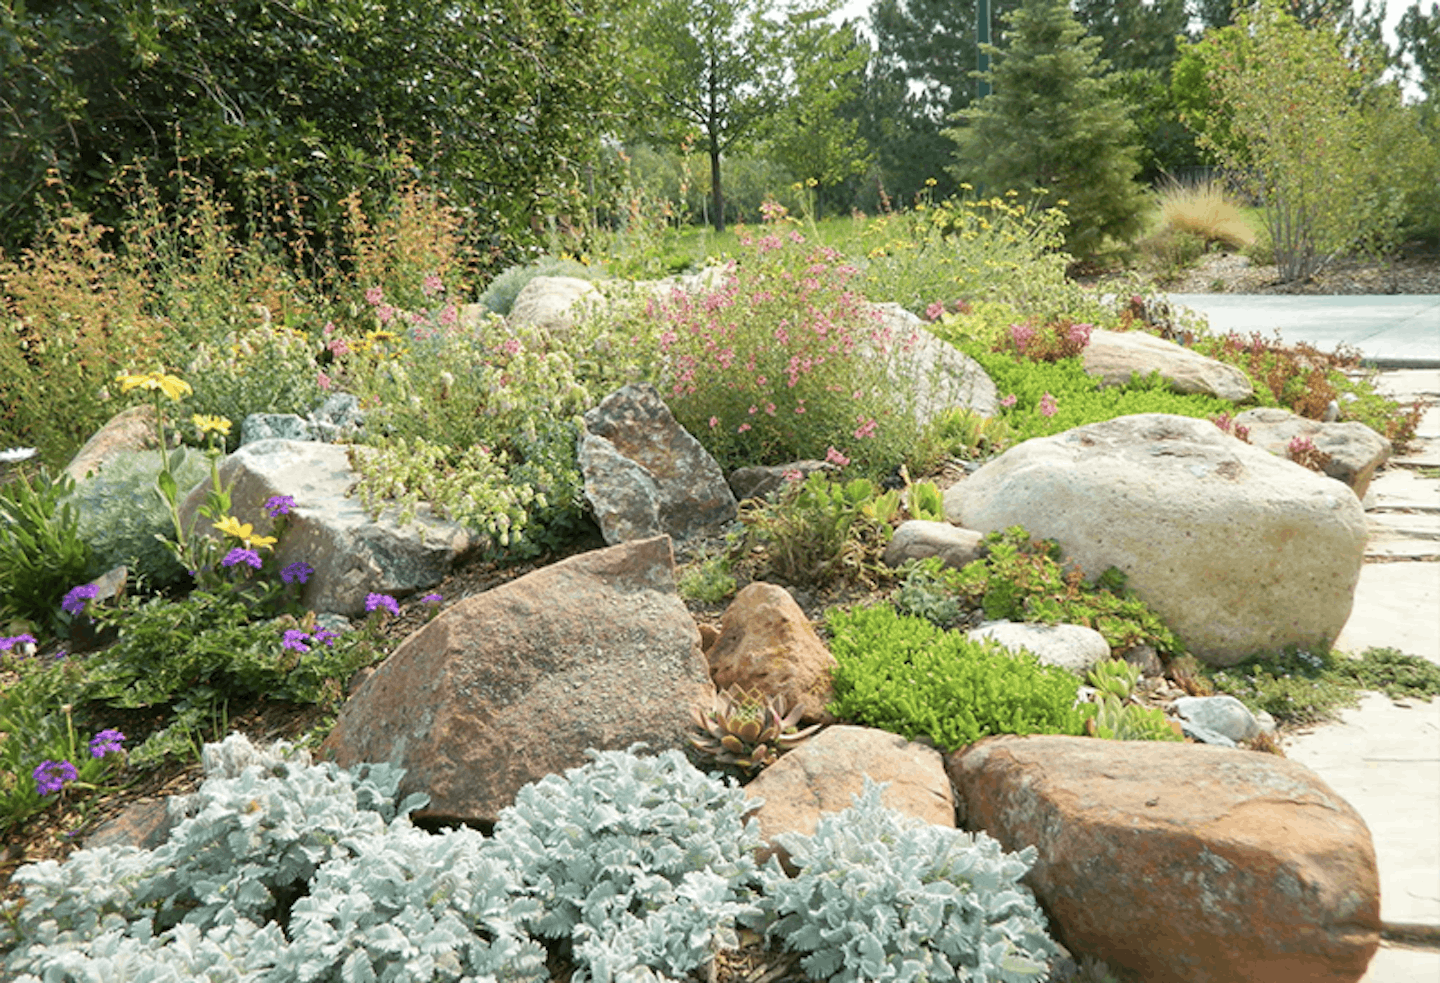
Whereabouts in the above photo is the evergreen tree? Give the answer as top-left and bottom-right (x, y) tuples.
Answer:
(944, 0), (1149, 258)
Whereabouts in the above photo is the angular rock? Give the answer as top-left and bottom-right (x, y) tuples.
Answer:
(177, 439), (477, 616)
(945, 414), (1367, 666)
(706, 582), (837, 725)
(507, 275), (602, 339)
(949, 734), (1381, 983)
(872, 303), (998, 421)
(84, 797), (174, 852)
(1171, 694), (1263, 745)
(241, 412), (312, 445)
(745, 725), (954, 873)
(319, 537), (712, 825)
(1234, 407), (1391, 500)
(883, 520), (985, 570)
(580, 383), (737, 545)
(1083, 328), (1254, 402)
(728, 460), (831, 502)
(966, 620), (1111, 676)
(64, 404), (161, 482)
(239, 393), (366, 447)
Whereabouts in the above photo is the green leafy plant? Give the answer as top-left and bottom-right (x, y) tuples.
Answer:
(892, 557), (969, 631)
(952, 528), (1185, 658)
(184, 323), (325, 452)
(1332, 647), (1440, 703)
(1085, 658), (1142, 701)
(1202, 648), (1368, 727)
(738, 472), (899, 587)
(676, 550), (739, 604)
(0, 465), (91, 634)
(925, 406), (1011, 461)
(825, 604), (1096, 751)
(756, 779), (1057, 983)
(689, 685), (822, 774)
(1085, 695), (1183, 742)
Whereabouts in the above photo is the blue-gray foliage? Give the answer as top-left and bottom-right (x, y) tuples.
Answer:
(756, 779), (1058, 983)
(488, 745), (766, 983)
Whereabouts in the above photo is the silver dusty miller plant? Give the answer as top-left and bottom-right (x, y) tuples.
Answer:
(754, 778), (1059, 983)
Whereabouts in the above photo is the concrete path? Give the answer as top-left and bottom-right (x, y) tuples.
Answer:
(1165, 294), (1440, 368)
(1279, 367), (1440, 982)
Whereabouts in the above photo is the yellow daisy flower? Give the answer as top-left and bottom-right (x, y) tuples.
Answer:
(117, 371), (192, 402)
(212, 516), (254, 542)
(192, 414), (232, 437)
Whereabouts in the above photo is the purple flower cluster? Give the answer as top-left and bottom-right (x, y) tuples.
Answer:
(281, 626), (340, 653)
(0, 632), (37, 653)
(264, 495), (296, 518)
(365, 593), (399, 617)
(34, 760), (78, 796)
(89, 729), (125, 759)
(61, 583), (98, 616)
(222, 548), (262, 570)
(281, 561), (313, 585)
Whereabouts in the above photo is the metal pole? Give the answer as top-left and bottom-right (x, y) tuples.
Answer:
(977, 0), (991, 99)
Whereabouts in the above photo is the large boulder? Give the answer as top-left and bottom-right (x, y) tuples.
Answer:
(1082, 328), (1254, 402)
(579, 383), (737, 545)
(1234, 407), (1391, 500)
(744, 725), (954, 873)
(705, 582), (837, 725)
(948, 735), (1381, 983)
(177, 439), (477, 617)
(319, 537), (712, 825)
(944, 414), (1367, 666)
(507, 276), (603, 339)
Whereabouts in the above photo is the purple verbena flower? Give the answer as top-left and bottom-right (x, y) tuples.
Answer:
(61, 583), (98, 616)
(281, 628), (312, 653)
(281, 561), (313, 585)
(222, 548), (263, 570)
(34, 760), (78, 796)
(264, 495), (296, 518)
(420, 593), (442, 606)
(365, 593), (399, 616)
(89, 729), (125, 759)
(0, 633), (38, 653)
(311, 626), (340, 647)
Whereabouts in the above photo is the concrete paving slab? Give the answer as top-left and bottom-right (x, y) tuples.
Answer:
(1167, 295), (1440, 367)
(1359, 941), (1440, 983)
(1374, 369), (1440, 402)
(1334, 562), (1440, 662)
(1284, 691), (1440, 929)
(1367, 512), (1440, 539)
(1367, 469), (1440, 509)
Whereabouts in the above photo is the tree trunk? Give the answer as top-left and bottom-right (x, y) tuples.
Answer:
(710, 145), (725, 233)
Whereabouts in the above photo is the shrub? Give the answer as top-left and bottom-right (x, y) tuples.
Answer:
(184, 324), (326, 452)
(1202, 648), (1366, 727)
(69, 448), (212, 590)
(756, 778), (1058, 983)
(825, 604), (1096, 751)
(627, 218), (923, 477)
(1332, 647), (1440, 703)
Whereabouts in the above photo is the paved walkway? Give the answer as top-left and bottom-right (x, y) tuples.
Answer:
(1165, 294), (1440, 368)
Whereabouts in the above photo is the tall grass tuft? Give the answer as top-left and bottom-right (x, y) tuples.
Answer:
(1155, 177), (1256, 251)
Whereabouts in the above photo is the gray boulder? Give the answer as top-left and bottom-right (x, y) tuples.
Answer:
(871, 303), (998, 421)
(507, 275), (603, 339)
(1171, 694), (1264, 745)
(883, 520), (985, 570)
(177, 439), (476, 616)
(1082, 328), (1254, 402)
(945, 414), (1367, 667)
(579, 383), (737, 545)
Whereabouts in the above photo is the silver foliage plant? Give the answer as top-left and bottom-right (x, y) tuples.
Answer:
(756, 779), (1059, 983)
(2, 739), (1059, 983)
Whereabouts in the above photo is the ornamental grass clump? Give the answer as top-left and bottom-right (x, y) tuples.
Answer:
(632, 215), (921, 478)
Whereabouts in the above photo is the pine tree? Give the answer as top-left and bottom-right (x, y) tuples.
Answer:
(943, 0), (1149, 259)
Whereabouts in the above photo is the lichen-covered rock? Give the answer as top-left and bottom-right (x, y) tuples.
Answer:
(945, 414), (1366, 666)
(319, 536), (713, 825)
(579, 383), (736, 545)
(948, 734), (1381, 983)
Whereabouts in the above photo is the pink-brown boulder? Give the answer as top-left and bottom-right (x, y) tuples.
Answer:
(706, 582), (837, 724)
(319, 536), (714, 824)
(948, 735), (1381, 983)
(64, 404), (161, 482)
(744, 724), (954, 873)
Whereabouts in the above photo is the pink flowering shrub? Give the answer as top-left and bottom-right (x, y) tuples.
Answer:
(637, 222), (921, 476)
(993, 316), (1093, 363)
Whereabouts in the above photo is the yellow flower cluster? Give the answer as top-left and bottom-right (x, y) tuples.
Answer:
(212, 515), (277, 550)
(117, 371), (192, 402)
